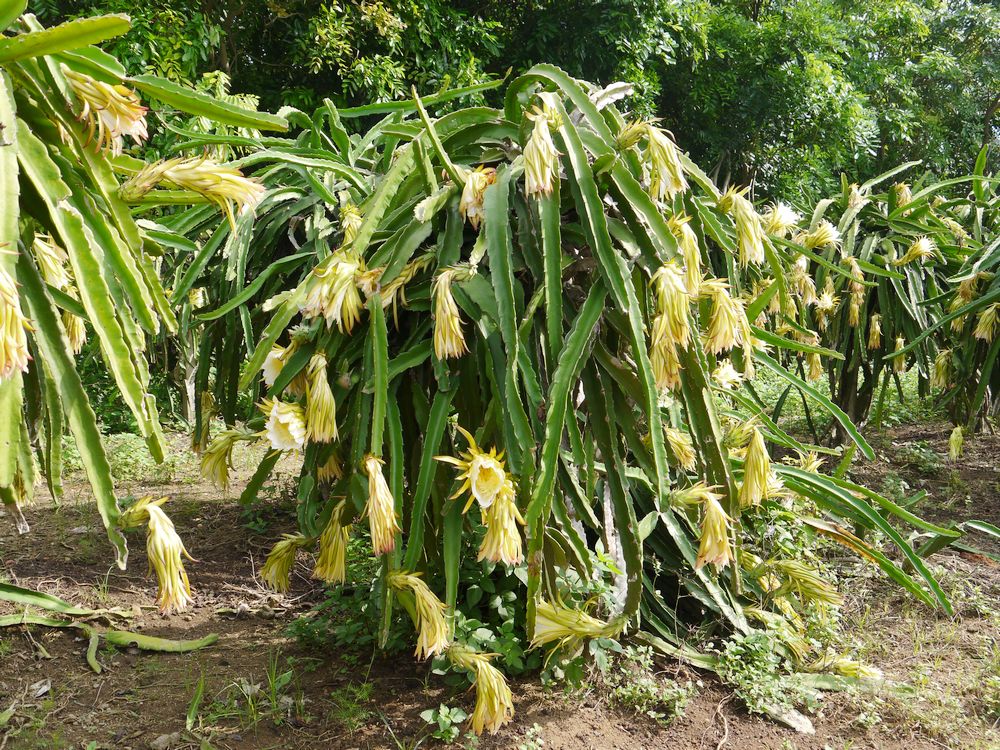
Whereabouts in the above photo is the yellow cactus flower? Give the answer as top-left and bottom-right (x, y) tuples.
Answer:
(940, 216), (968, 243)
(459, 166), (497, 229)
(712, 360), (743, 390)
(261, 344), (290, 387)
(651, 337), (682, 391)
(261, 398), (307, 452)
(313, 514), (350, 584)
(894, 182), (912, 210)
(121, 497), (195, 613)
(32, 235), (71, 290)
(800, 220), (841, 250)
(867, 313), (882, 350)
(892, 336), (908, 373)
(789, 255), (817, 307)
(433, 267), (469, 360)
(931, 349), (951, 390)
(0, 266), (30, 382)
(63, 67), (148, 155)
(121, 156), (264, 230)
(305, 354), (337, 443)
(200, 428), (254, 491)
(814, 289), (838, 331)
(844, 257), (865, 327)
(300, 252), (365, 333)
(949, 425), (964, 461)
(389, 571), (450, 659)
(666, 213), (702, 295)
(260, 533), (307, 593)
(718, 186), (765, 266)
(739, 428), (770, 508)
(770, 558), (843, 606)
(665, 427), (696, 471)
(531, 599), (614, 651)
(363, 455), (401, 556)
(761, 202), (800, 238)
(974, 302), (1000, 342)
(435, 425), (507, 511)
(645, 124), (688, 202)
(523, 105), (560, 197)
(62, 306), (86, 355)
(448, 645), (515, 735)
(340, 202), (363, 245)
(695, 495), (734, 570)
(847, 183), (868, 210)
(670, 481), (724, 508)
(650, 260), (690, 347)
(479, 479), (525, 565)
(805, 351), (823, 382)
(702, 279), (748, 355)
(893, 236), (936, 266)
(317, 450), (344, 484)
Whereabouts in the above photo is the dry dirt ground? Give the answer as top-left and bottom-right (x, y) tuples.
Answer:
(0, 426), (999, 750)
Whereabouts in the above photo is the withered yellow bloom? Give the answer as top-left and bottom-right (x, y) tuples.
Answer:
(974, 303), (999, 342)
(650, 261), (690, 347)
(363, 455), (401, 556)
(695, 496), (734, 570)
(806, 351), (823, 382)
(949, 425), (963, 461)
(770, 559), (843, 606)
(32, 235), (71, 290)
(459, 166), (497, 229)
(761, 202), (800, 238)
(121, 156), (264, 230)
(435, 425), (507, 511)
(0, 266), (30, 382)
(121, 497), (194, 613)
(317, 450), (344, 484)
(523, 105), (560, 197)
(940, 216), (968, 243)
(789, 255), (817, 306)
(531, 599), (614, 650)
(340, 202), (363, 245)
(670, 481), (724, 508)
(844, 257), (865, 327)
(651, 337), (682, 391)
(260, 533), (307, 593)
(665, 427), (696, 471)
(666, 213), (702, 295)
(313, 514), (350, 584)
(300, 252), (365, 333)
(892, 336), (908, 372)
(479, 479), (525, 565)
(262, 398), (307, 452)
(448, 645), (514, 735)
(63, 67), (148, 155)
(739, 428), (770, 507)
(893, 236), (936, 266)
(894, 182), (913, 210)
(847, 183), (868, 210)
(702, 279), (748, 355)
(718, 186), (765, 266)
(433, 268), (469, 360)
(931, 349), (951, 390)
(305, 354), (337, 443)
(712, 360), (743, 390)
(63, 308), (87, 355)
(800, 220), (840, 250)
(645, 124), (688, 202)
(200, 428), (254, 491)
(867, 312), (882, 350)
(814, 289), (838, 331)
(389, 571), (450, 659)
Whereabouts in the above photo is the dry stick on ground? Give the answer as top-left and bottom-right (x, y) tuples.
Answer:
(714, 694), (735, 750)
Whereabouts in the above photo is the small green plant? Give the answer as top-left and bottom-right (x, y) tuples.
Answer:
(716, 632), (810, 716)
(897, 440), (944, 476)
(328, 682), (375, 732)
(602, 645), (694, 725)
(981, 676), (1000, 721)
(420, 704), (468, 743)
(517, 724), (545, 750)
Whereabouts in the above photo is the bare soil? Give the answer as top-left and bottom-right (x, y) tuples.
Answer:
(1, 427), (998, 750)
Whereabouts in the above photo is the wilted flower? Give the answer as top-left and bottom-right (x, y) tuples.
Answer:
(645, 124), (688, 202)
(844, 257), (865, 327)
(695, 496), (734, 570)
(459, 166), (497, 229)
(814, 289), (838, 331)
(261, 343), (291, 387)
(200, 428), (254, 491)
(789, 255), (817, 307)
(0, 266), (30, 381)
(894, 182), (913, 211)
(893, 236), (936, 266)
(867, 312), (882, 350)
(313, 513), (350, 584)
(739, 428), (770, 507)
(300, 252), (365, 333)
(649, 261), (690, 347)
(847, 183), (867, 210)
(340, 202), (363, 245)
(389, 571), (450, 659)
(800, 220), (841, 250)
(718, 186), (765, 266)
(940, 216), (968, 243)
(949, 425), (964, 461)
(770, 558), (843, 606)
(531, 599), (614, 651)
(262, 398), (307, 452)
(651, 337), (682, 391)
(363, 455), (401, 556)
(305, 354), (337, 443)
(317, 450), (344, 484)
(892, 336), (908, 373)
(666, 213), (702, 295)
(479, 479), (525, 565)
(63, 67), (148, 155)
(260, 533), (307, 593)
(121, 156), (264, 230)
(806, 351), (823, 382)
(63, 308), (87, 355)
(712, 360), (743, 390)
(761, 202), (800, 238)
(931, 349), (952, 390)
(32, 235), (71, 289)
(665, 427), (696, 471)
(435, 425), (507, 511)
(433, 267), (469, 360)
(702, 279), (749, 354)
(670, 481), (724, 508)
(121, 497), (194, 613)
(972, 302), (1000, 343)
(448, 645), (514, 735)
(523, 105), (560, 197)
